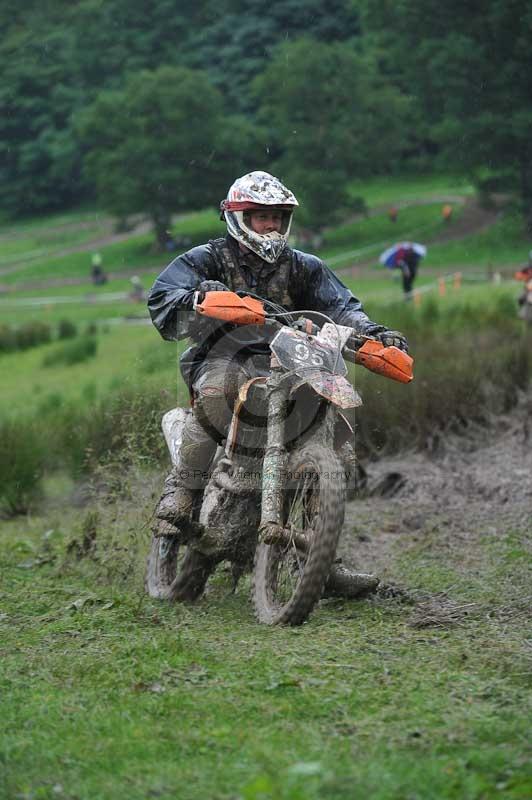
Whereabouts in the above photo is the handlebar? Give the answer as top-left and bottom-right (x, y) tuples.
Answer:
(194, 289), (413, 383)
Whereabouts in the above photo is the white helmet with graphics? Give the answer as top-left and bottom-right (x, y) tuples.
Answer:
(220, 171), (298, 263)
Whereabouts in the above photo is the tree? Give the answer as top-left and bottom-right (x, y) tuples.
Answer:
(185, 0), (361, 112)
(0, 22), (86, 215)
(79, 66), (232, 247)
(361, 0), (532, 231)
(253, 39), (411, 229)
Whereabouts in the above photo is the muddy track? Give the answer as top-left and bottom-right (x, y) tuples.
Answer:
(339, 392), (532, 584)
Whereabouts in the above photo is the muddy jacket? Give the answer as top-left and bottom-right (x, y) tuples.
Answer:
(148, 235), (385, 387)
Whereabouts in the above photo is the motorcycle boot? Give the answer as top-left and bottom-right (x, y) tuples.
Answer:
(155, 466), (200, 527)
(155, 366), (237, 528)
(324, 561), (379, 599)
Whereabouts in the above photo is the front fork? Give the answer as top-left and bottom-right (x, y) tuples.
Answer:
(259, 360), (289, 544)
(258, 361), (337, 546)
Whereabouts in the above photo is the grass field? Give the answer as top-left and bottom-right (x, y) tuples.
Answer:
(1, 472), (530, 800)
(1, 173), (530, 800)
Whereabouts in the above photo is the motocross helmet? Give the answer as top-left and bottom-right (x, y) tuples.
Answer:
(220, 171), (298, 263)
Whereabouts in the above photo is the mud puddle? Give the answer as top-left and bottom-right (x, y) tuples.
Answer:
(340, 392), (532, 587)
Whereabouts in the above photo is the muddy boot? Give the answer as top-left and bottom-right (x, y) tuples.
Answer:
(152, 518), (179, 538)
(155, 467), (200, 527)
(323, 561), (379, 599)
(156, 482), (198, 526)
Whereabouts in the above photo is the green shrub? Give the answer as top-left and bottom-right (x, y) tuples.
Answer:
(36, 391), (64, 414)
(420, 296), (440, 324)
(46, 386), (171, 477)
(136, 342), (177, 375)
(0, 418), (45, 516)
(57, 318), (78, 339)
(353, 327), (531, 457)
(0, 324), (16, 353)
(85, 322), (98, 336)
(15, 321), (52, 350)
(42, 336), (98, 367)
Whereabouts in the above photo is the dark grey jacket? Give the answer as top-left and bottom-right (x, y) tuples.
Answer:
(148, 235), (386, 386)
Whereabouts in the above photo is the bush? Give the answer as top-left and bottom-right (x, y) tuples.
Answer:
(57, 319), (78, 339)
(0, 419), (45, 516)
(15, 321), (52, 351)
(353, 325), (531, 458)
(42, 336), (98, 367)
(0, 322), (54, 354)
(0, 324), (16, 353)
(85, 322), (98, 336)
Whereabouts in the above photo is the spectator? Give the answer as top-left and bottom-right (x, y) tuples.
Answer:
(442, 204), (453, 224)
(90, 252), (107, 286)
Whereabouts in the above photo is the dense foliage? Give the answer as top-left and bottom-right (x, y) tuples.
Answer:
(2, 0), (532, 232)
(361, 0), (532, 229)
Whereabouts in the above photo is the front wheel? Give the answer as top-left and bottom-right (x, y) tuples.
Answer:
(253, 444), (346, 625)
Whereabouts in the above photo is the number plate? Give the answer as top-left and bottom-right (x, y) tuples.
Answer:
(270, 328), (346, 376)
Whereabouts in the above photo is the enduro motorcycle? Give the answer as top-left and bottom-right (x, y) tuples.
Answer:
(146, 291), (413, 625)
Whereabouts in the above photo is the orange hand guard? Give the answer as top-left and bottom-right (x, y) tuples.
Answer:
(355, 340), (414, 383)
(195, 291), (266, 325)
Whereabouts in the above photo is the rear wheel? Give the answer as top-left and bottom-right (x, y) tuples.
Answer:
(253, 444), (345, 625)
(145, 525), (215, 602)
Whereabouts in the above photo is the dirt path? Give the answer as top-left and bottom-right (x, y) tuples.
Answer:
(340, 393), (532, 585)
(0, 218), (154, 279)
(336, 196), (501, 276)
(1, 194), (496, 289)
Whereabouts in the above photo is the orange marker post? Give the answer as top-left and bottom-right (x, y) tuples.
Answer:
(438, 277), (446, 297)
(453, 272), (462, 290)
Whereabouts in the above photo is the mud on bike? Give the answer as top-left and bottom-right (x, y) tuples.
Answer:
(146, 290), (413, 625)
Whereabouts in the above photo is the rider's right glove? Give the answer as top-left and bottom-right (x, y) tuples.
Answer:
(198, 280), (230, 301)
(375, 329), (409, 352)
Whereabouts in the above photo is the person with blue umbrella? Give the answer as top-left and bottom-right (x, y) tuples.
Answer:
(380, 242), (427, 298)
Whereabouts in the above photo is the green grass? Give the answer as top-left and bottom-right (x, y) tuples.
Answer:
(0, 210), (225, 287)
(425, 211), (530, 269)
(1, 181), (531, 798)
(0, 486), (529, 800)
(321, 202), (460, 263)
(348, 173), (473, 207)
(0, 233), (163, 285)
(0, 222), (108, 266)
(0, 206), (106, 236)
(0, 325), (185, 420)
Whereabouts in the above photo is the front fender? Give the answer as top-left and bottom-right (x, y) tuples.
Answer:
(290, 370), (362, 410)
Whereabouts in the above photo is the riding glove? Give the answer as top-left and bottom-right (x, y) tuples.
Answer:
(198, 280), (230, 300)
(376, 330), (409, 352)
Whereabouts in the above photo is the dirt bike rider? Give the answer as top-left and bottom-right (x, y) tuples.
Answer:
(148, 171), (408, 536)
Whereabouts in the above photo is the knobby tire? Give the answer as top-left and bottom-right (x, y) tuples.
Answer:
(253, 444), (346, 625)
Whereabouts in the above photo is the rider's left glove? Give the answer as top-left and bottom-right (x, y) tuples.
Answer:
(376, 330), (409, 352)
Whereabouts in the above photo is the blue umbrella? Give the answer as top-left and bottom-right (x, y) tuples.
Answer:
(379, 242), (427, 268)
